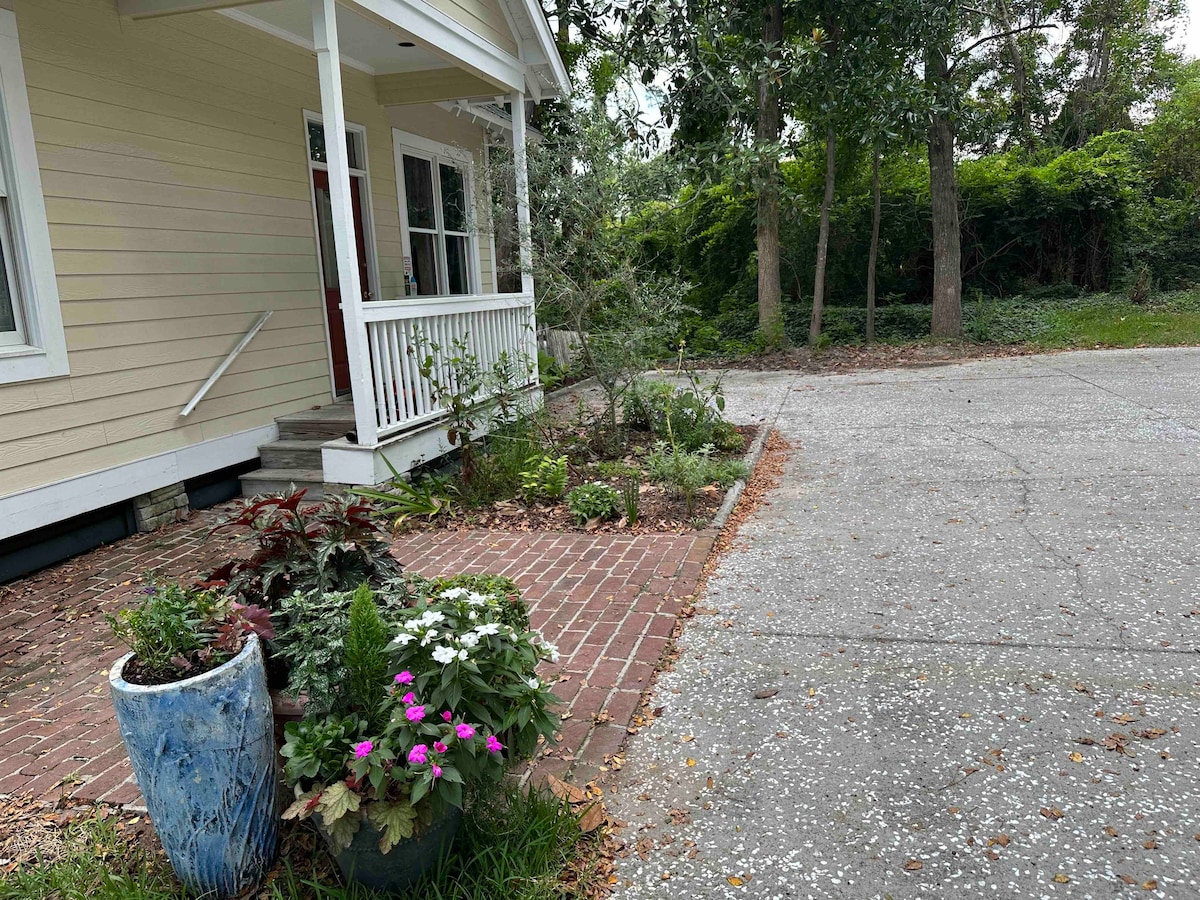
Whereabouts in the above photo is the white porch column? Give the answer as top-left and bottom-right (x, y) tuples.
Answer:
(311, 0), (378, 447)
(509, 91), (535, 297)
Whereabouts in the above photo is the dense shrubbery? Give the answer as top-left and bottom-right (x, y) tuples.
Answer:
(624, 64), (1200, 352)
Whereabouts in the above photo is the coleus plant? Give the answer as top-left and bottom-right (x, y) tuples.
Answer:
(281, 684), (506, 853)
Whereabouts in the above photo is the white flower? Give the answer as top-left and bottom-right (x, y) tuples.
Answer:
(474, 622), (501, 636)
(468, 610), (477, 621)
(465, 591), (491, 607)
(392, 632), (417, 646)
(403, 618), (423, 632)
(431, 645), (458, 665)
(457, 648), (469, 661)
(439, 587), (470, 600)
(459, 632), (480, 649)
(419, 610), (446, 627)
(542, 642), (560, 663)
(527, 677), (541, 690)
(420, 628), (439, 647)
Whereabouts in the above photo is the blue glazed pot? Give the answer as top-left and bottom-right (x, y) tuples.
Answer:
(324, 806), (461, 891)
(110, 634), (279, 898)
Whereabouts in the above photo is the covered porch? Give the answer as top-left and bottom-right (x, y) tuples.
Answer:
(122, 0), (565, 489)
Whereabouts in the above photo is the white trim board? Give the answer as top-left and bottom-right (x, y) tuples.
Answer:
(0, 424), (276, 542)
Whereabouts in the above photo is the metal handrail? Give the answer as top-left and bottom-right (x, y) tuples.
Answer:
(180, 311), (272, 417)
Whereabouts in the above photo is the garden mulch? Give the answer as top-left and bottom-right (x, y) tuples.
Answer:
(0, 507), (715, 809)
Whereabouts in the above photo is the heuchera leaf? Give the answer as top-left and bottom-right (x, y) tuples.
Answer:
(366, 800), (418, 853)
(317, 780), (361, 826)
(282, 787), (323, 821)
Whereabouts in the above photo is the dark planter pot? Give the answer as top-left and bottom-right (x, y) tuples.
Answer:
(109, 635), (279, 899)
(323, 806), (462, 892)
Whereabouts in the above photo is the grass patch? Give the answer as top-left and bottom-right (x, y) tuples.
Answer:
(1, 787), (596, 900)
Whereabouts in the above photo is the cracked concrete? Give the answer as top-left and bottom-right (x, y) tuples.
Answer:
(610, 348), (1200, 899)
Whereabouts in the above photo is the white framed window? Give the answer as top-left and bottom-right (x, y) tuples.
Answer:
(0, 9), (68, 384)
(393, 130), (481, 297)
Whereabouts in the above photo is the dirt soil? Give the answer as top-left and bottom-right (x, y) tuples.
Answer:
(701, 341), (1040, 374)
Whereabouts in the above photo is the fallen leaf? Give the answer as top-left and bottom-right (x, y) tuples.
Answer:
(1104, 826), (1119, 837)
(1068, 752), (1084, 763)
(904, 859), (923, 871)
(988, 834), (1010, 847)
(1040, 807), (1065, 820)
(753, 688), (779, 700)
(1053, 873), (1070, 884)
(706, 777), (714, 790)
(727, 876), (744, 886)
(681, 735), (694, 743)
(578, 802), (606, 833)
(1121, 874), (1137, 884)
(1143, 880), (1158, 890)
(685, 758), (696, 767)
(545, 774), (587, 805)
(1143, 839), (1158, 850)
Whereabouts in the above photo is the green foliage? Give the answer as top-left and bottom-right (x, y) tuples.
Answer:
(280, 715), (361, 786)
(208, 491), (403, 608)
(351, 468), (457, 528)
(621, 476), (641, 526)
(343, 585), (393, 731)
(565, 482), (621, 525)
(106, 583), (210, 682)
(519, 454), (569, 503)
(622, 377), (676, 431)
(646, 443), (748, 513)
(389, 589), (560, 761)
(273, 587), (413, 716)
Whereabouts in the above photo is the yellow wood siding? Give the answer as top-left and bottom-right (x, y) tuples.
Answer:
(427, 0), (520, 55)
(0, 0), (494, 500)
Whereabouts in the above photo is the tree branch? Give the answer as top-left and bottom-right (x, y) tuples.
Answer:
(948, 23), (1057, 76)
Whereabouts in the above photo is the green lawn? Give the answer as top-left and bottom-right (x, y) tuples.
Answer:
(0, 788), (597, 900)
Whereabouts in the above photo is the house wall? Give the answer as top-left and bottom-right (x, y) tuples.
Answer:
(0, 0), (498, 526)
(429, 0), (519, 56)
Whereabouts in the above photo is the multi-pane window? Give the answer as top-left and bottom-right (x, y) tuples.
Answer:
(399, 147), (475, 297)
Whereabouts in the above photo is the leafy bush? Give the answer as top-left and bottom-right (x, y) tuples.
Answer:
(352, 473), (457, 528)
(622, 378), (676, 430)
(207, 491), (403, 608)
(518, 454), (568, 503)
(273, 586), (414, 715)
(409, 573), (529, 634)
(389, 587), (559, 761)
(646, 443), (747, 513)
(107, 582), (272, 684)
(565, 482), (621, 525)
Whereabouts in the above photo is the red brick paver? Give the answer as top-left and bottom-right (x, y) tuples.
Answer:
(0, 512), (710, 805)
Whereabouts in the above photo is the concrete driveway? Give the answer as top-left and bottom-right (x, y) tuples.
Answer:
(611, 348), (1200, 899)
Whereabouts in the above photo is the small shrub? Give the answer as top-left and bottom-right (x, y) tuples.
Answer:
(647, 443), (747, 513)
(352, 473), (457, 528)
(207, 491), (403, 608)
(519, 453), (569, 503)
(342, 585), (393, 730)
(621, 476), (641, 526)
(622, 378), (676, 430)
(566, 481), (621, 525)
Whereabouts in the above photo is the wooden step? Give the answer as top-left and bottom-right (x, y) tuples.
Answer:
(239, 468), (326, 500)
(258, 438), (325, 470)
(275, 404), (355, 440)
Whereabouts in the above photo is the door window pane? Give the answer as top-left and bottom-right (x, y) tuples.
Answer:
(445, 235), (469, 295)
(314, 188), (340, 290)
(403, 155), (437, 230)
(307, 121), (362, 169)
(439, 163), (467, 233)
(410, 232), (439, 296)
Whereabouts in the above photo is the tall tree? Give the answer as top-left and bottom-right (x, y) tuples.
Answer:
(757, 0), (786, 347)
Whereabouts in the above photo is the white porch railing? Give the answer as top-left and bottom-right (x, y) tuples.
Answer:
(360, 293), (538, 440)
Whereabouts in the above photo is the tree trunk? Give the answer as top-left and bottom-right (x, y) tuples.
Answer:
(808, 124), (836, 345)
(926, 45), (963, 339)
(756, 0), (785, 349)
(866, 144), (881, 343)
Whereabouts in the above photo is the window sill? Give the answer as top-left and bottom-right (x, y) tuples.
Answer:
(0, 343), (69, 384)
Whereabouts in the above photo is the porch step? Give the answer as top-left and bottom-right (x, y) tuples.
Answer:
(239, 468), (327, 500)
(275, 403), (355, 440)
(258, 438), (325, 470)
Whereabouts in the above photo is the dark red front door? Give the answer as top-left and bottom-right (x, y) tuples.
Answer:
(312, 169), (371, 394)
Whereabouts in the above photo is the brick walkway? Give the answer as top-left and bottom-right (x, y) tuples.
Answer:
(0, 510), (710, 806)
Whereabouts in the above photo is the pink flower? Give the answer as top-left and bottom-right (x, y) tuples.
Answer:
(485, 735), (503, 754)
(353, 740), (373, 759)
(431, 764), (443, 779)
(408, 744), (428, 764)
(434, 741), (448, 754)
(394, 671), (414, 685)
(455, 723), (476, 740)
(441, 710), (453, 722)
(401, 691), (416, 705)
(406, 705), (426, 722)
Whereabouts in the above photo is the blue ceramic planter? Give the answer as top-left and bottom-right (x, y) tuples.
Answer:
(110, 634), (279, 898)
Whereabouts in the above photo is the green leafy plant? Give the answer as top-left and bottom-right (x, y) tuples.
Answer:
(106, 582), (273, 684)
(621, 476), (641, 526)
(206, 491), (403, 608)
(646, 442), (747, 513)
(622, 378), (676, 431)
(342, 585), (393, 731)
(403, 573), (530, 634)
(351, 464), (458, 529)
(565, 481), (621, 525)
(389, 587), (559, 761)
(518, 453), (569, 504)
(273, 586), (414, 716)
